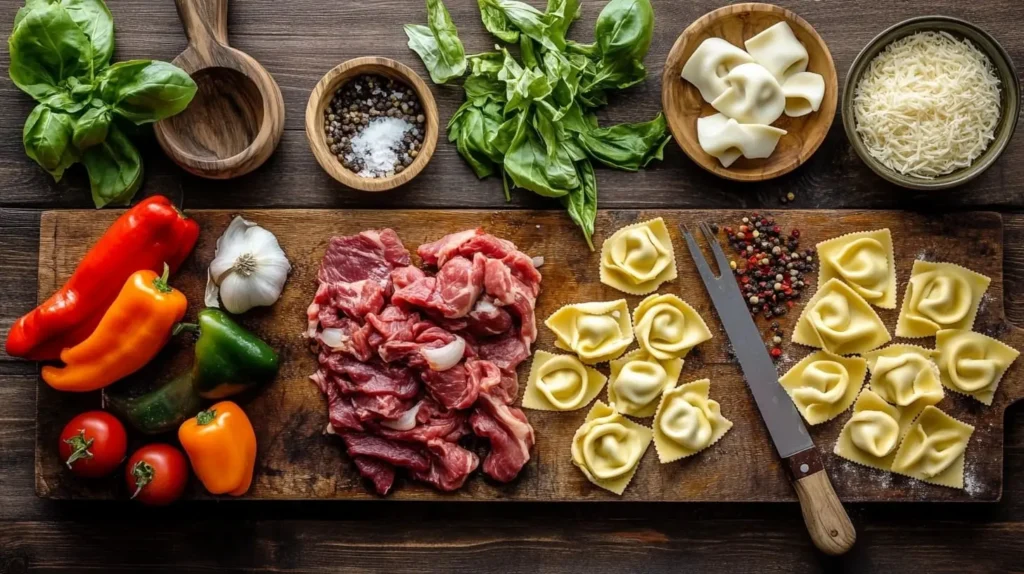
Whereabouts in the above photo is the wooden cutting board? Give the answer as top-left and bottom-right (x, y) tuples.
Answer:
(34, 209), (1023, 502)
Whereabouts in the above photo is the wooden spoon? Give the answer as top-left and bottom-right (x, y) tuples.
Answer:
(154, 0), (285, 179)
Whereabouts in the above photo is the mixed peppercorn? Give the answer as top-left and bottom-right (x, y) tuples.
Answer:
(717, 212), (815, 361)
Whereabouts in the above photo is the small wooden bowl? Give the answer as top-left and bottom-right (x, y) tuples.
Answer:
(662, 3), (838, 182)
(305, 57), (439, 192)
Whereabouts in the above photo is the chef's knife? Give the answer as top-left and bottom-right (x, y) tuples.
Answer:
(680, 222), (855, 556)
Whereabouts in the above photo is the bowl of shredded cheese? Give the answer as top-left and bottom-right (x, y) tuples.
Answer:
(842, 16), (1019, 190)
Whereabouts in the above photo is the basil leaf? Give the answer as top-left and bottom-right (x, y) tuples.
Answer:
(562, 159), (597, 249)
(62, 0), (114, 70)
(453, 105), (499, 178)
(594, 0), (654, 62)
(576, 112), (670, 171)
(478, 0), (519, 43)
(8, 1), (94, 100)
(520, 36), (539, 69)
(98, 60), (197, 124)
(405, 0), (466, 84)
(504, 112), (578, 197)
(584, 56), (647, 93)
(463, 69), (505, 106)
(469, 51), (504, 75)
(545, 0), (581, 46)
(23, 103), (77, 180)
(482, 0), (560, 52)
(71, 105), (111, 149)
(82, 124), (143, 208)
(498, 49), (550, 114)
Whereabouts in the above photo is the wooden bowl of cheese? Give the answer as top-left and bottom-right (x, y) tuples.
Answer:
(662, 3), (838, 182)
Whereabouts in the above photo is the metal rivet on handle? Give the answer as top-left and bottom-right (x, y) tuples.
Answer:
(800, 463), (809, 473)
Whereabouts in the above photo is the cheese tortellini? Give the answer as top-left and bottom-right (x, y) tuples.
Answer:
(607, 349), (684, 417)
(696, 113), (787, 168)
(936, 329), (1020, 406)
(895, 261), (991, 338)
(816, 229), (896, 309)
(891, 406), (974, 489)
(632, 294), (713, 361)
(779, 350), (866, 425)
(523, 351), (607, 412)
(834, 389), (901, 471)
(792, 278), (890, 356)
(744, 21), (809, 81)
(680, 37), (755, 103)
(571, 401), (653, 495)
(710, 63), (786, 125)
(546, 300), (634, 364)
(864, 345), (944, 433)
(599, 218), (678, 295)
(652, 379), (733, 463)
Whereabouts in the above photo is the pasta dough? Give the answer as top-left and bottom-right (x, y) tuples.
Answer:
(546, 300), (634, 364)
(935, 329), (1020, 406)
(696, 113), (786, 168)
(864, 344), (944, 435)
(680, 37), (756, 103)
(816, 229), (896, 309)
(632, 294), (713, 360)
(779, 350), (866, 425)
(522, 350), (607, 412)
(710, 63), (786, 125)
(744, 21), (809, 81)
(781, 71), (826, 117)
(607, 349), (684, 417)
(652, 379), (733, 463)
(599, 217), (678, 295)
(895, 261), (991, 338)
(834, 388), (901, 471)
(571, 401), (653, 495)
(792, 278), (891, 355)
(891, 405), (974, 489)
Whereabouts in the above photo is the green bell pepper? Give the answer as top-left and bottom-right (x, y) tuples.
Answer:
(102, 371), (204, 434)
(173, 308), (280, 399)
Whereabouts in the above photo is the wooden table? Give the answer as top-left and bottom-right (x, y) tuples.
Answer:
(2, 0), (1023, 571)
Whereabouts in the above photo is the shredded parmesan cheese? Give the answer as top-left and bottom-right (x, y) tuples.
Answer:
(853, 31), (1001, 179)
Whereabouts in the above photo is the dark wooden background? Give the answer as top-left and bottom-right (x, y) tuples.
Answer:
(2, 0), (1024, 571)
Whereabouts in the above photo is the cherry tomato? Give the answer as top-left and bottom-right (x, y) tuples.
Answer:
(125, 444), (189, 506)
(58, 411), (128, 478)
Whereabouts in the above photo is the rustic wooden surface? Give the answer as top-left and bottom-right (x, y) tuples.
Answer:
(662, 2), (839, 181)
(4, 0), (1024, 571)
(33, 209), (1022, 504)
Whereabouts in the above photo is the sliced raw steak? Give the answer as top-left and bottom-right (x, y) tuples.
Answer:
(410, 439), (480, 491)
(352, 456), (396, 496)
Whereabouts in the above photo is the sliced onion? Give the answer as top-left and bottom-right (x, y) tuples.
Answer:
(324, 423), (337, 435)
(318, 328), (347, 350)
(532, 256), (545, 268)
(381, 402), (423, 431)
(422, 337), (465, 371)
(474, 299), (498, 314)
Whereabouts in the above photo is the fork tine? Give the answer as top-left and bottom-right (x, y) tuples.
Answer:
(679, 223), (718, 283)
(699, 221), (732, 278)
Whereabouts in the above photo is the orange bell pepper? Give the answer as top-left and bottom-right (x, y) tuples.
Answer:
(41, 264), (187, 392)
(178, 401), (257, 496)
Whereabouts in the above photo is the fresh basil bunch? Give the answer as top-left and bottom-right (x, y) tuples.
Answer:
(406, 0), (668, 248)
(8, 0), (197, 207)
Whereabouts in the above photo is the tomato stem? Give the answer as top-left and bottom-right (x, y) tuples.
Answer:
(63, 429), (94, 469)
(130, 460), (155, 499)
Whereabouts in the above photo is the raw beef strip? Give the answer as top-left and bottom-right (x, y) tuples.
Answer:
(326, 383), (364, 432)
(365, 305), (419, 343)
(477, 330), (530, 372)
(377, 324), (466, 368)
(420, 363), (479, 410)
(309, 369), (330, 395)
(352, 456), (396, 496)
(350, 393), (414, 421)
(458, 233), (542, 292)
(434, 254), (485, 318)
(417, 228), (482, 267)
(392, 277), (443, 314)
(465, 298), (513, 336)
(391, 265), (426, 290)
(322, 280), (386, 320)
(375, 401), (469, 444)
(465, 358), (518, 405)
(471, 389), (535, 483)
(410, 439), (480, 491)
(483, 259), (514, 305)
(328, 356), (419, 399)
(318, 229), (409, 287)
(340, 432), (430, 472)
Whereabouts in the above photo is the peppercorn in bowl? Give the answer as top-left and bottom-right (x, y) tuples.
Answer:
(305, 57), (439, 192)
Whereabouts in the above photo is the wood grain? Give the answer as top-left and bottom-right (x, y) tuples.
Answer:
(304, 57), (439, 192)
(32, 208), (1020, 503)
(662, 3), (839, 182)
(153, 0), (285, 179)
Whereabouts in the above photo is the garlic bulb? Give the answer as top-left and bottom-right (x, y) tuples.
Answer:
(205, 216), (291, 314)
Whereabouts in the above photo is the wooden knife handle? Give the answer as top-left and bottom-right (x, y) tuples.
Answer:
(786, 448), (856, 555)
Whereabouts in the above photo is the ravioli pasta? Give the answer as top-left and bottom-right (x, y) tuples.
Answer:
(936, 329), (1020, 406)
(652, 379), (733, 464)
(744, 21), (809, 81)
(632, 294), (713, 361)
(816, 229), (896, 309)
(895, 260), (991, 338)
(546, 300), (633, 364)
(891, 406), (974, 489)
(696, 114), (787, 168)
(779, 350), (866, 425)
(571, 401), (653, 495)
(710, 63), (786, 125)
(600, 218), (678, 295)
(834, 389), (901, 472)
(607, 349), (684, 417)
(864, 344), (944, 433)
(792, 278), (890, 355)
(680, 37), (755, 103)
(522, 351), (607, 412)
(781, 71), (826, 117)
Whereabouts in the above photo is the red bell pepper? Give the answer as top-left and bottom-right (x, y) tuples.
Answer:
(6, 195), (199, 361)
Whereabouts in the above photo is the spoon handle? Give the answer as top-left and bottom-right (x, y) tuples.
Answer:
(175, 0), (229, 48)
